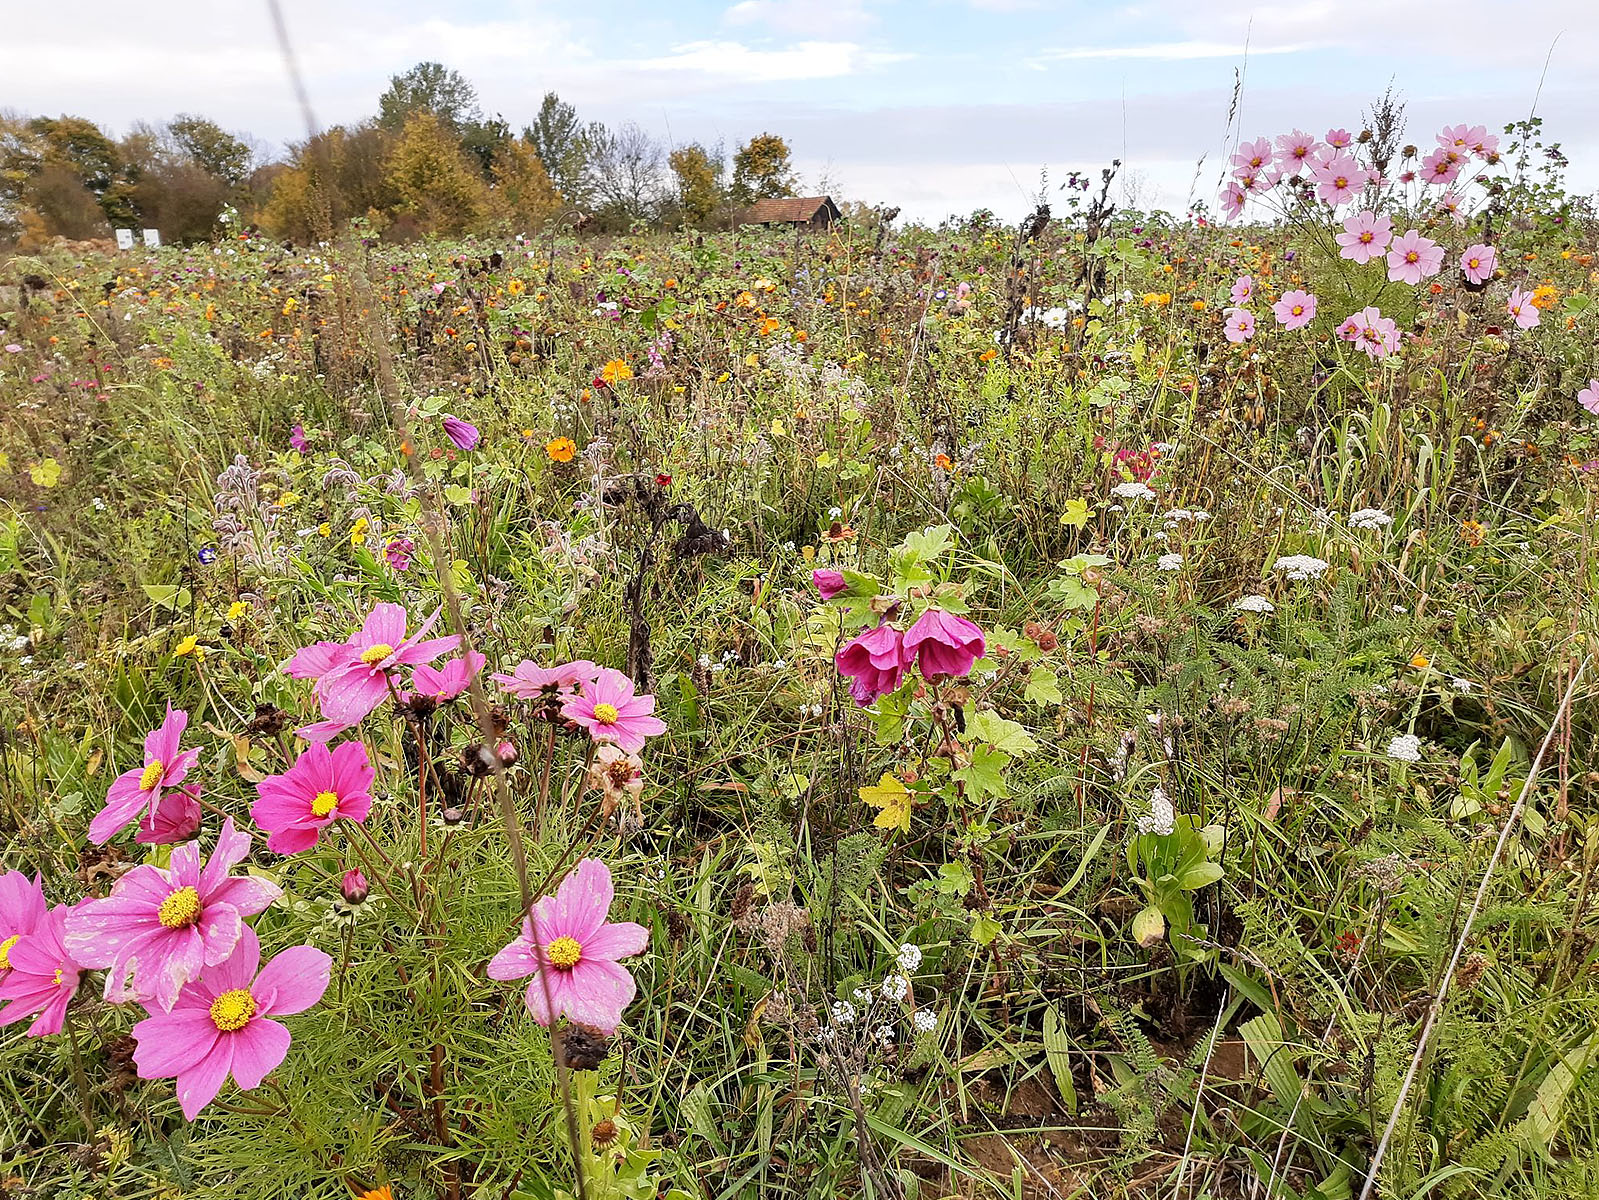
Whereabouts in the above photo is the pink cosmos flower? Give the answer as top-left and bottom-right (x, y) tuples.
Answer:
(1274, 129), (1319, 171)
(1223, 307), (1256, 343)
(1438, 124), (1485, 155)
(0, 871), (48, 989)
(1460, 244), (1496, 286)
(286, 603), (461, 728)
(1386, 230), (1445, 285)
(1472, 131), (1500, 159)
(903, 608), (986, 680)
(1342, 306), (1401, 359)
(1336, 211), (1392, 264)
(487, 858), (648, 1035)
(250, 741), (375, 855)
(1272, 290), (1317, 330)
(1313, 154), (1361, 206)
(812, 568), (847, 600)
(442, 416), (480, 450)
(89, 705), (204, 845)
(408, 651), (486, 704)
(492, 659), (600, 700)
(561, 667), (667, 753)
(1325, 128), (1352, 149)
(1436, 190), (1466, 225)
(1230, 275), (1254, 305)
(64, 818), (281, 1011)
(131, 925), (331, 1119)
(137, 792), (203, 845)
(1218, 182), (1247, 221)
(835, 623), (911, 706)
(1507, 288), (1541, 330)
(1578, 379), (1599, 417)
(1230, 136), (1273, 174)
(1421, 148), (1459, 186)
(0, 903), (83, 1036)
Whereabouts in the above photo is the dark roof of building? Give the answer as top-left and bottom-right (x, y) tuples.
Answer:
(744, 196), (841, 224)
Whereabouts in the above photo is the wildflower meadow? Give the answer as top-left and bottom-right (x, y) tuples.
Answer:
(3, 83), (1599, 1200)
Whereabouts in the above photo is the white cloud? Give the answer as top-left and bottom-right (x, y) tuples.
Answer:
(724, 0), (878, 38)
(632, 40), (909, 83)
(1030, 41), (1314, 65)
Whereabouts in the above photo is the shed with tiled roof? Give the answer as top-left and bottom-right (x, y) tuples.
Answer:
(742, 195), (843, 229)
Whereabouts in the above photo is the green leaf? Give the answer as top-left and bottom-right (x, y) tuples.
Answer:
(1131, 905), (1165, 947)
(142, 585), (193, 611)
(1516, 1032), (1599, 1147)
(970, 913), (1001, 945)
(1179, 861), (1225, 890)
(1024, 667), (1064, 706)
(443, 483), (474, 505)
(1239, 1013), (1304, 1112)
(936, 861), (974, 896)
(1059, 497), (1094, 529)
(1043, 1007), (1079, 1114)
(954, 743), (1010, 800)
(964, 710), (1037, 755)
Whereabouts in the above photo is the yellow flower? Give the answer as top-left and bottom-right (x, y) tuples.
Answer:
(545, 437), (577, 463)
(173, 635), (201, 658)
(860, 772), (912, 833)
(318, 522), (331, 538)
(507, 279), (525, 296)
(1409, 653), (1430, 670)
(226, 600), (248, 622)
(1530, 284), (1560, 310)
(350, 517), (369, 546)
(600, 358), (633, 384)
(272, 491), (299, 509)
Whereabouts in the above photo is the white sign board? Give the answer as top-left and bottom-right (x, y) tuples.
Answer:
(142, 229), (161, 248)
(115, 228), (134, 250)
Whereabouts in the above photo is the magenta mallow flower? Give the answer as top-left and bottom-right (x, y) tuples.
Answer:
(0, 871), (48, 990)
(1336, 211), (1392, 264)
(384, 536), (415, 572)
(289, 424), (308, 453)
(562, 667), (667, 753)
(492, 658), (600, 700)
(64, 818), (281, 1011)
(442, 415), (480, 450)
(1230, 275), (1254, 305)
(1386, 229), (1444, 285)
(1579, 379), (1599, 417)
(408, 650), (486, 704)
(813, 568), (848, 600)
(250, 741), (375, 855)
(487, 858), (648, 1035)
(1272, 290), (1317, 330)
(836, 623), (911, 706)
(0, 903), (83, 1036)
(285, 603), (461, 727)
(1460, 244), (1496, 286)
(131, 925), (331, 1119)
(1223, 307), (1256, 343)
(1507, 288), (1541, 330)
(89, 705), (203, 845)
(903, 608), (986, 680)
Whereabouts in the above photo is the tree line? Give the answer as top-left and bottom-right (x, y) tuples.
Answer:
(0, 62), (804, 246)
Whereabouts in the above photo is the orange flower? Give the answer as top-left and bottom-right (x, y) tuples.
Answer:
(1409, 653), (1431, 670)
(600, 359), (633, 384)
(934, 453), (953, 470)
(545, 437), (577, 463)
(356, 1188), (394, 1200)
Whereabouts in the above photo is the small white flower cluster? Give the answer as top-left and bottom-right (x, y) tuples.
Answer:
(1348, 508), (1393, 531)
(1386, 733), (1423, 763)
(1135, 786), (1177, 837)
(1233, 594), (1275, 614)
(819, 943), (935, 1053)
(1162, 507), (1212, 524)
(1156, 552), (1184, 571)
(0, 624), (28, 653)
(1111, 480), (1156, 502)
(1274, 554), (1330, 582)
(896, 943), (922, 972)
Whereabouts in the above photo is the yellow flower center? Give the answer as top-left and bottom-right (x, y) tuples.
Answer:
(1406, 251), (1419, 264)
(157, 886), (203, 929)
(0, 934), (18, 970)
(1359, 232), (1373, 243)
(360, 643), (394, 665)
(52, 967), (64, 986)
(209, 988), (256, 1032)
(592, 702), (620, 725)
(311, 790), (340, 818)
(139, 760), (165, 791)
(546, 936), (583, 970)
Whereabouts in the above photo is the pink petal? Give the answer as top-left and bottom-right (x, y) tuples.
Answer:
(176, 1036), (235, 1119)
(144, 705), (188, 766)
(284, 640), (351, 680)
(316, 664), (389, 724)
(197, 904), (245, 967)
(264, 825), (322, 855)
(360, 602), (409, 649)
(522, 967), (574, 1026)
(197, 819), (252, 897)
(295, 719), (352, 744)
(487, 932), (537, 981)
(204, 925), (261, 994)
(206, 875), (281, 917)
(583, 920), (650, 962)
(88, 770), (150, 844)
(253, 945), (331, 1016)
(132, 1009), (219, 1076)
(563, 958), (637, 1034)
(548, 859), (613, 942)
(228, 1019), (291, 1090)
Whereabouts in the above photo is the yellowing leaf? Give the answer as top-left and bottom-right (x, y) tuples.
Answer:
(1059, 497), (1094, 529)
(29, 458), (62, 488)
(859, 771), (911, 833)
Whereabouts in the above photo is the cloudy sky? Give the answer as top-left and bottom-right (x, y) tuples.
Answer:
(6, 0), (1597, 223)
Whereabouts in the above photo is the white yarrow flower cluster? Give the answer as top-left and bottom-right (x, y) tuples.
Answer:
(896, 943), (922, 972)
(1136, 786), (1177, 836)
(1348, 508), (1393, 531)
(1162, 507), (1212, 524)
(1111, 480), (1156, 502)
(1387, 733), (1422, 763)
(1157, 552), (1184, 571)
(912, 1009), (938, 1033)
(1233, 594), (1275, 614)
(1274, 554), (1330, 582)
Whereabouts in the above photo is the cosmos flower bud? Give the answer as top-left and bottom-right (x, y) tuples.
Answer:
(341, 869), (369, 905)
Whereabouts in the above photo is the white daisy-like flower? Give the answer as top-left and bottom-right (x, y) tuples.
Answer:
(1135, 786), (1176, 836)
(1386, 733), (1422, 763)
(1274, 554), (1330, 582)
(912, 1009), (938, 1033)
(896, 943), (922, 972)
(1111, 480), (1156, 501)
(1233, 594), (1275, 614)
(1348, 507), (1393, 531)
(1157, 552), (1184, 571)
